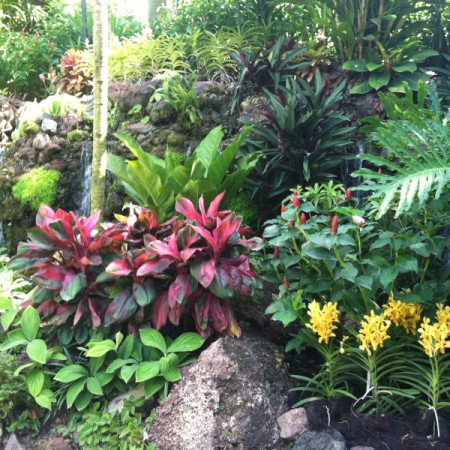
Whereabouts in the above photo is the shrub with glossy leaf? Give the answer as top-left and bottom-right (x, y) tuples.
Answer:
(108, 125), (261, 220)
(8, 194), (260, 337)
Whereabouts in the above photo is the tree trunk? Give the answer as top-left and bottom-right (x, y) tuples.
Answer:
(148, 0), (165, 23)
(90, 0), (108, 217)
(80, 0), (88, 47)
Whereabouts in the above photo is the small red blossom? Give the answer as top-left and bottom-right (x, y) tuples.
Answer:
(50, 42), (55, 50)
(292, 196), (300, 208)
(274, 246), (280, 259)
(378, 168), (383, 174)
(331, 216), (339, 235)
(281, 204), (286, 213)
(300, 213), (307, 224)
(289, 220), (295, 228)
(284, 276), (289, 291)
(391, 233), (396, 239)
(345, 189), (352, 200)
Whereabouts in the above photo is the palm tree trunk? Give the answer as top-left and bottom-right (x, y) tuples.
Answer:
(90, 0), (108, 217)
(148, 0), (165, 22)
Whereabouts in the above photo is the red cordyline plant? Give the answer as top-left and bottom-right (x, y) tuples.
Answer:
(106, 192), (261, 337)
(9, 193), (261, 338)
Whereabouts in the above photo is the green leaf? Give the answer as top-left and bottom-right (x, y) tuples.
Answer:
(27, 368), (44, 397)
(54, 364), (89, 383)
(135, 361), (160, 382)
(144, 377), (165, 398)
(160, 353), (181, 382)
(380, 266), (400, 287)
(409, 50), (439, 63)
(366, 62), (384, 71)
(66, 378), (87, 408)
(120, 364), (137, 383)
(0, 329), (27, 350)
(342, 60), (368, 72)
(60, 273), (86, 301)
(397, 254), (418, 273)
(86, 377), (103, 396)
(190, 126), (223, 179)
(1, 309), (19, 331)
(75, 390), (93, 411)
(0, 297), (13, 309)
(369, 71), (391, 90)
(26, 339), (47, 365)
(34, 389), (55, 410)
(392, 62), (416, 73)
(167, 333), (205, 353)
(21, 307), (40, 341)
(86, 340), (116, 358)
(349, 82), (372, 95)
(140, 329), (167, 353)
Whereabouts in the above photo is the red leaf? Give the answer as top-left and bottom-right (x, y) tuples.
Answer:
(103, 290), (137, 327)
(175, 197), (203, 223)
(206, 192), (226, 218)
(151, 292), (169, 330)
(209, 295), (228, 332)
(136, 258), (172, 277)
(168, 273), (196, 307)
(190, 260), (216, 288)
(168, 306), (185, 326)
(106, 259), (132, 277)
(74, 298), (88, 325)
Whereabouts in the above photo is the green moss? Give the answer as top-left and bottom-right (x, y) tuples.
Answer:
(0, 353), (30, 420)
(67, 129), (89, 142)
(12, 167), (61, 210)
(229, 191), (260, 231)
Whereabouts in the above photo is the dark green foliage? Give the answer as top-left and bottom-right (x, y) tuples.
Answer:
(228, 190), (260, 232)
(12, 168), (61, 210)
(0, 352), (30, 420)
(242, 72), (353, 213)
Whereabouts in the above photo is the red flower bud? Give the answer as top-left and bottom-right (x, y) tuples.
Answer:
(378, 168), (383, 174)
(291, 193), (300, 208)
(281, 204), (286, 213)
(262, 237), (267, 244)
(331, 216), (339, 235)
(391, 233), (396, 239)
(345, 188), (352, 200)
(50, 42), (55, 50)
(289, 220), (295, 228)
(300, 213), (307, 224)
(274, 246), (280, 259)
(284, 275), (289, 291)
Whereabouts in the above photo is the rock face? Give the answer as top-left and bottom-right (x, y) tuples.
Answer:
(150, 334), (293, 450)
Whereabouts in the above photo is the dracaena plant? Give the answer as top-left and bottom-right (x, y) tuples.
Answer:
(242, 72), (353, 214)
(106, 192), (261, 337)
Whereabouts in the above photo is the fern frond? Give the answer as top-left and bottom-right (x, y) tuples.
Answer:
(355, 117), (450, 218)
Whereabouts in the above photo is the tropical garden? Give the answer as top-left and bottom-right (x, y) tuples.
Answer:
(0, 0), (449, 449)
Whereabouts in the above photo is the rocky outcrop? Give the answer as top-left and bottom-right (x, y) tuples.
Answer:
(150, 334), (293, 450)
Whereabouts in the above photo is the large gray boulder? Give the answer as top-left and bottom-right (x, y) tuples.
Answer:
(150, 334), (293, 450)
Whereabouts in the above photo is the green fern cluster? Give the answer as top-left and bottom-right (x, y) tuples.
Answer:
(355, 81), (450, 218)
(12, 167), (61, 210)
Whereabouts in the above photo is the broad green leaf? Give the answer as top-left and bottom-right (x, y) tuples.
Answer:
(21, 307), (40, 341)
(27, 368), (44, 397)
(135, 361), (160, 382)
(86, 377), (103, 396)
(34, 389), (55, 410)
(66, 378), (87, 408)
(86, 340), (116, 358)
(349, 82), (372, 95)
(190, 126), (223, 179)
(75, 390), (93, 411)
(140, 329), (167, 353)
(342, 60), (368, 72)
(0, 297), (13, 309)
(380, 266), (400, 287)
(167, 333), (205, 353)
(54, 364), (89, 383)
(1, 308), (19, 331)
(392, 62), (416, 73)
(120, 364), (137, 383)
(0, 329), (27, 350)
(144, 377), (165, 398)
(160, 353), (181, 382)
(26, 339), (47, 365)
(369, 71), (391, 90)
(60, 273), (86, 301)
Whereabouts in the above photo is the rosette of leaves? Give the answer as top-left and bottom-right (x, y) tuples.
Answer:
(242, 72), (353, 212)
(343, 37), (438, 94)
(58, 48), (93, 95)
(230, 35), (311, 111)
(105, 192), (261, 337)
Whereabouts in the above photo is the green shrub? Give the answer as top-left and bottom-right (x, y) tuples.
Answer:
(0, 353), (30, 421)
(12, 168), (61, 210)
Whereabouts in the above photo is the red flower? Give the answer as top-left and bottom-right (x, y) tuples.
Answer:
(300, 213), (307, 224)
(378, 168), (383, 174)
(50, 42), (55, 50)
(345, 189), (352, 200)
(274, 246), (280, 259)
(331, 216), (339, 235)
(284, 276), (289, 291)
(281, 204), (286, 214)
(289, 220), (295, 228)
(291, 193), (300, 208)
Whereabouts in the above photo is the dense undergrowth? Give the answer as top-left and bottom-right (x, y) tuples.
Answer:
(0, 0), (449, 448)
